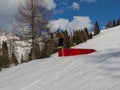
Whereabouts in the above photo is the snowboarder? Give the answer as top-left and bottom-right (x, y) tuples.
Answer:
(56, 28), (64, 48)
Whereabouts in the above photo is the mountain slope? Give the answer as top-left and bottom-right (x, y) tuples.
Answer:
(0, 26), (120, 90)
(75, 26), (120, 50)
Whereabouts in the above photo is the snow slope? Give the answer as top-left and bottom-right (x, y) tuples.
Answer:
(0, 26), (120, 90)
(75, 26), (120, 50)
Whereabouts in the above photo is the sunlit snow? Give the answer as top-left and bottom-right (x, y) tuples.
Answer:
(1, 26), (120, 90)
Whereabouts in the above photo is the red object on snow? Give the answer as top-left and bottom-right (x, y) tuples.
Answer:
(58, 48), (96, 57)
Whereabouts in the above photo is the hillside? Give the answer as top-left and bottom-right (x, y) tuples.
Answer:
(0, 26), (120, 90)
(76, 26), (120, 50)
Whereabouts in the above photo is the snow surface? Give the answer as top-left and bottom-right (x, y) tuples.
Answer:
(1, 26), (120, 90)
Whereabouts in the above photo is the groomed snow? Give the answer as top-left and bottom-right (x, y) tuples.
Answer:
(0, 26), (120, 90)
(75, 26), (120, 50)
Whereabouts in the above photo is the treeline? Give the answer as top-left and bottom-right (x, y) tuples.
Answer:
(0, 38), (54, 71)
(23, 21), (100, 60)
(61, 28), (93, 48)
(53, 21), (100, 50)
(106, 19), (120, 29)
(1, 18), (120, 71)
(0, 21), (100, 71)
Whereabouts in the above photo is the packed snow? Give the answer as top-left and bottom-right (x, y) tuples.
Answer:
(0, 26), (120, 90)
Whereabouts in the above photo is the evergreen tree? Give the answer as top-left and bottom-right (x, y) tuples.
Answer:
(89, 33), (93, 39)
(73, 30), (86, 44)
(50, 32), (57, 53)
(29, 43), (41, 60)
(117, 19), (120, 25)
(1, 41), (9, 68)
(69, 33), (74, 47)
(84, 28), (89, 37)
(29, 48), (32, 61)
(21, 54), (24, 63)
(80, 30), (84, 43)
(106, 21), (113, 28)
(73, 30), (77, 44)
(112, 20), (116, 27)
(42, 34), (54, 58)
(63, 30), (71, 48)
(81, 30), (87, 42)
(40, 46), (46, 58)
(0, 55), (2, 71)
(34, 43), (41, 59)
(74, 30), (80, 44)
(94, 21), (100, 35)
(12, 53), (18, 65)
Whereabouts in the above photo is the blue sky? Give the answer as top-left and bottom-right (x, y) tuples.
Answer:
(0, 0), (120, 32)
(52, 0), (120, 30)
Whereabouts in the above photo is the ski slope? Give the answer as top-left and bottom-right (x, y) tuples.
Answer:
(0, 26), (120, 90)
(75, 26), (120, 50)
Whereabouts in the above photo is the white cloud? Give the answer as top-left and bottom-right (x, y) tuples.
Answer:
(48, 19), (69, 31)
(72, 2), (80, 10)
(68, 16), (92, 31)
(49, 16), (93, 33)
(0, 0), (24, 15)
(54, 9), (64, 14)
(0, 0), (56, 15)
(0, 0), (25, 29)
(44, 0), (56, 10)
(0, 0), (56, 30)
(80, 0), (96, 3)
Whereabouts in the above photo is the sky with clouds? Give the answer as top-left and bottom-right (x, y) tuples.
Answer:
(0, 0), (120, 33)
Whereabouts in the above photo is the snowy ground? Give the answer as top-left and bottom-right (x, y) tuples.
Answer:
(0, 26), (120, 90)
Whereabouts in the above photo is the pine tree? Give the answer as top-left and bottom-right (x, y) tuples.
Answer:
(84, 28), (89, 37)
(0, 55), (2, 71)
(34, 43), (41, 59)
(1, 41), (10, 68)
(80, 30), (84, 43)
(74, 31), (80, 44)
(49, 32), (56, 54)
(63, 30), (71, 48)
(69, 33), (74, 47)
(41, 33), (55, 58)
(81, 30), (87, 42)
(106, 21), (113, 28)
(28, 44), (41, 60)
(12, 53), (18, 65)
(77, 30), (82, 44)
(112, 20), (116, 27)
(73, 30), (76, 44)
(40, 47), (46, 58)
(117, 19), (120, 25)
(89, 33), (93, 39)
(21, 54), (24, 63)
(29, 48), (32, 61)
(94, 21), (100, 35)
